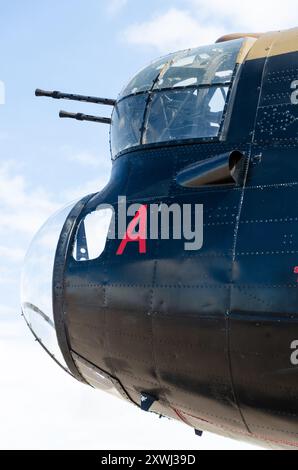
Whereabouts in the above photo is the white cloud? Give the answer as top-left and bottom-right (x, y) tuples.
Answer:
(123, 1), (298, 53)
(0, 161), (59, 236)
(189, 0), (298, 32)
(0, 265), (18, 286)
(124, 8), (224, 53)
(63, 152), (111, 200)
(0, 304), (15, 316)
(0, 245), (24, 263)
(63, 172), (111, 201)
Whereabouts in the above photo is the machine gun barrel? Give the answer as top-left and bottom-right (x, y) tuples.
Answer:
(59, 110), (111, 124)
(35, 88), (116, 106)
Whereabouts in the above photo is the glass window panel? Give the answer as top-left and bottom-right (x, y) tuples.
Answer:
(154, 39), (243, 89)
(111, 39), (244, 156)
(21, 201), (79, 369)
(73, 208), (113, 261)
(110, 94), (147, 156)
(119, 52), (177, 98)
(143, 87), (229, 144)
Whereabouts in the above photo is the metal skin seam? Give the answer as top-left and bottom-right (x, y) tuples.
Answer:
(223, 39), (275, 435)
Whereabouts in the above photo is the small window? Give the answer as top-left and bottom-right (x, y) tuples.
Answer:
(111, 94), (147, 157)
(143, 86), (228, 144)
(73, 208), (113, 261)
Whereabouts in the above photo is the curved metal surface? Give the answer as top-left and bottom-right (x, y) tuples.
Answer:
(52, 194), (95, 383)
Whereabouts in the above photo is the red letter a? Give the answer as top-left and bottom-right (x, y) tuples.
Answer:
(116, 204), (147, 255)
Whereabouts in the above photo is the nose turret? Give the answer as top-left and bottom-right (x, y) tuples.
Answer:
(21, 201), (78, 373)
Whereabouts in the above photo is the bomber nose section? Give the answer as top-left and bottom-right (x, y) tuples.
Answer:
(21, 201), (78, 372)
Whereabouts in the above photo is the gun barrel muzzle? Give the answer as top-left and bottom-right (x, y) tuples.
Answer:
(59, 110), (111, 124)
(35, 88), (116, 106)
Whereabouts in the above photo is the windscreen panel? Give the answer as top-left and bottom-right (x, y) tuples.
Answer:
(111, 38), (246, 158)
(111, 94), (148, 157)
(143, 86), (229, 144)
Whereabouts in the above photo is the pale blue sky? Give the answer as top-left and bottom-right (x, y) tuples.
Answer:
(1, 0), (297, 450)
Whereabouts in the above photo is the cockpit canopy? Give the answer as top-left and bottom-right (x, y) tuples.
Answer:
(110, 38), (245, 158)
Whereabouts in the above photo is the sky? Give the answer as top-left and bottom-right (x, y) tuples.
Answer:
(0, 0), (297, 450)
